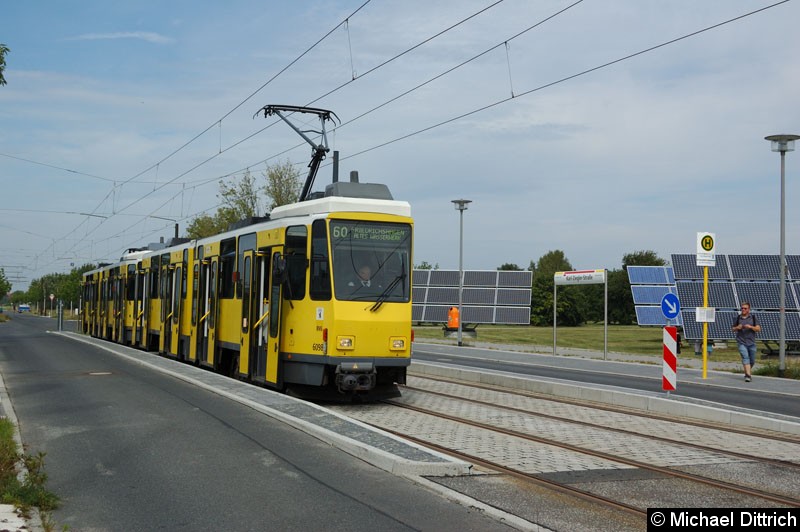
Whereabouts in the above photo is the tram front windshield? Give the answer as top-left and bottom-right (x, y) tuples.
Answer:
(330, 220), (412, 302)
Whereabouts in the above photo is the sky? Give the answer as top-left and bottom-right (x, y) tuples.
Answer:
(2, 0), (799, 292)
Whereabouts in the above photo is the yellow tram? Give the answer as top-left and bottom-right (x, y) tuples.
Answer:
(82, 188), (413, 398)
(82, 105), (413, 398)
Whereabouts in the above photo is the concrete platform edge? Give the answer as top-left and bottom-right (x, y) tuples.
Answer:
(410, 475), (548, 532)
(409, 361), (800, 436)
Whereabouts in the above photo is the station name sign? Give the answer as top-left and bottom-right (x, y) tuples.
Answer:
(554, 269), (606, 285)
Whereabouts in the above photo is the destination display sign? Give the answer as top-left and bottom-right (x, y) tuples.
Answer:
(330, 221), (410, 242)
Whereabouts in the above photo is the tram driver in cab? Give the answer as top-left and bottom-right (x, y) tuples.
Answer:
(347, 264), (383, 294)
(348, 264), (379, 290)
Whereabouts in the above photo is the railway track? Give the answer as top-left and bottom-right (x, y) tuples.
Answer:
(329, 375), (800, 530)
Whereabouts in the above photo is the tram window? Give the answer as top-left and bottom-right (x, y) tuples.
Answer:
(237, 233), (256, 299)
(137, 269), (145, 303)
(220, 238), (236, 299)
(310, 220), (331, 300)
(160, 253), (170, 301)
(181, 262), (187, 298)
(110, 272), (117, 300)
(172, 266), (181, 320)
(182, 250), (189, 298)
(191, 264), (199, 325)
(150, 257), (160, 298)
(329, 220), (412, 301)
(285, 226), (308, 300)
(126, 265), (136, 300)
(242, 255), (252, 332)
(209, 261), (218, 328)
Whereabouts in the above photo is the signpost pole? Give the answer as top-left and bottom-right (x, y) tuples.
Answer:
(553, 270), (607, 358)
(604, 270), (608, 360)
(696, 232), (716, 381)
(552, 283), (557, 356)
(702, 266), (709, 380)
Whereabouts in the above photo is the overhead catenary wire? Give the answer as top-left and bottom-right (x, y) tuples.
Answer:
(339, 0), (792, 160)
(9, 1), (793, 286)
(23, 1), (377, 271)
(47, 0), (514, 265)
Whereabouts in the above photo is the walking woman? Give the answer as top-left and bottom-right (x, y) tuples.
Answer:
(732, 302), (761, 382)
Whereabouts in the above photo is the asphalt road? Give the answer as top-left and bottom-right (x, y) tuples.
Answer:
(0, 315), (513, 531)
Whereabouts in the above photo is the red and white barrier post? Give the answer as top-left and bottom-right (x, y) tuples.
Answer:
(662, 326), (678, 393)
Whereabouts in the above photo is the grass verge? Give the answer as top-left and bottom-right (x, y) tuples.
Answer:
(0, 417), (60, 529)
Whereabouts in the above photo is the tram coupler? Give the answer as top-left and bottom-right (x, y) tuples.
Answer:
(335, 362), (376, 392)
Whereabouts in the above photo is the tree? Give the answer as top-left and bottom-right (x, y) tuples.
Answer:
(530, 250), (583, 326)
(0, 268), (11, 300)
(264, 160), (302, 209)
(185, 161), (302, 239)
(10, 291), (27, 308)
(608, 250), (667, 325)
(0, 44), (9, 86)
(185, 171), (263, 239)
(414, 261), (438, 270)
(622, 250), (666, 268)
(25, 264), (95, 314)
(498, 263), (522, 271)
(219, 169), (265, 220)
(185, 213), (229, 239)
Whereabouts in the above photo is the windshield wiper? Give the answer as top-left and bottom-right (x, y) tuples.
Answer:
(370, 273), (405, 312)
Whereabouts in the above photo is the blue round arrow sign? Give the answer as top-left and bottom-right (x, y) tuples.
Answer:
(661, 293), (681, 320)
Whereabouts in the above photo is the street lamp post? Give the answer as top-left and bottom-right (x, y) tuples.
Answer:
(765, 134), (799, 376)
(451, 199), (471, 347)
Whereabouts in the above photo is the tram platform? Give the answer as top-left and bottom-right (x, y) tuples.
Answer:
(54, 333), (800, 483)
(55, 332), (471, 478)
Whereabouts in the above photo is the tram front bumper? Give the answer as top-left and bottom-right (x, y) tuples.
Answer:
(335, 362), (376, 392)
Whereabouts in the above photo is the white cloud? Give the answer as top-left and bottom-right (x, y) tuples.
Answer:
(68, 32), (174, 44)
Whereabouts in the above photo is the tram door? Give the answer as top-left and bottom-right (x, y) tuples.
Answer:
(246, 250), (266, 381)
(196, 259), (218, 367)
(189, 260), (203, 363)
(113, 274), (123, 342)
(138, 268), (149, 349)
(133, 263), (147, 346)
(241, 251), (256, 378)
(168, 265), (182, 358)
(159, 263), (172, 353)
(264, 249), (284, 386)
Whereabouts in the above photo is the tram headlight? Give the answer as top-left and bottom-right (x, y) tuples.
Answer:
(389, 337), (406, 351)
(337, 336), (355, 350)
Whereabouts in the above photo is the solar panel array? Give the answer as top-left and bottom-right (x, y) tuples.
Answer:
(412, 270), (532, 325)
(627, 266), (682, 326)
(680, 310), (800, 342)
(629, 255), (800, 340)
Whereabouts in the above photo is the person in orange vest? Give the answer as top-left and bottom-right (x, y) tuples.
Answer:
(447, 306), (459, 329)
